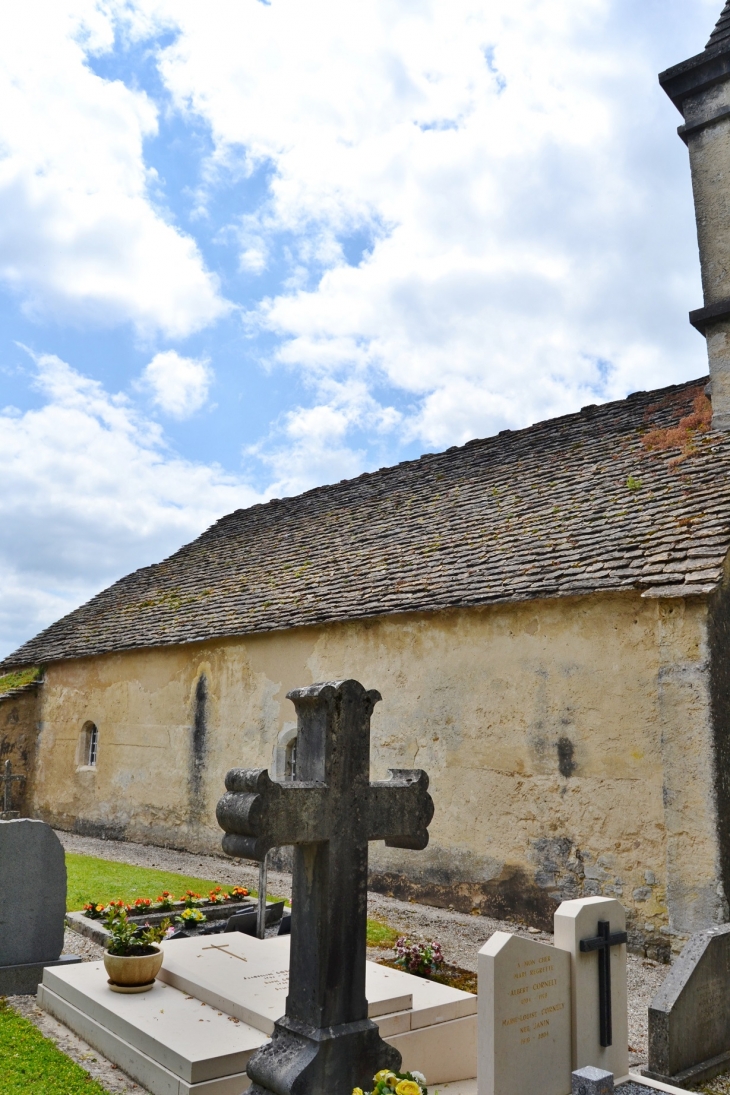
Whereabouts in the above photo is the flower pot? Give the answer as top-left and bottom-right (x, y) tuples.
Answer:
(104, 946), (163, 993)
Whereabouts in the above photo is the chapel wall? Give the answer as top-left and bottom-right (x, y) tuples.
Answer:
(0, 685), (41, 816)
(31, 591), (716, 958)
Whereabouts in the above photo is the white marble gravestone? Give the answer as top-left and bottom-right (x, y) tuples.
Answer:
(477, 932), (572, 1095)
(39, 933), (477, 1094)
(554, 897), (628, 1081)
(0, 818), (80, 993)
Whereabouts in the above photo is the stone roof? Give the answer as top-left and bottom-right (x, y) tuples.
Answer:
(3, 377), (730, 671)
(708, 2), (730, 49)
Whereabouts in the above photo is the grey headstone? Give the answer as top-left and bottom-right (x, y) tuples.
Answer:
(0, 819), (66, 966)
(646, 923), (730, 1086)
(572, 1067), (614, 1095)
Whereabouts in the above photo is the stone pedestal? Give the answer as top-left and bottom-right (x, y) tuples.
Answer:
(0, 953), (81, 995)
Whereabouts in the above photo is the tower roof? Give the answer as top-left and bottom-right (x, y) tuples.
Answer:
(708, 2), (730, 50)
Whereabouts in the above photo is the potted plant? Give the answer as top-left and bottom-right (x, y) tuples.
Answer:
(103, 910), (170, 993)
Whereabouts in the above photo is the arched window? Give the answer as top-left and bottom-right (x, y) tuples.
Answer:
(78, 722), (98, 768)
(273, 726), (298, 781)
(284, 736), (297, 780)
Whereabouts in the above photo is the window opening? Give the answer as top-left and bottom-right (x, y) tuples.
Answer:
(284, 736), (297, 780)
(87, 724), (98, 766)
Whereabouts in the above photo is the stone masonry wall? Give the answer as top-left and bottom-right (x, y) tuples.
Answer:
(0, 685), (41, 816)
(30, 592), (721, 958)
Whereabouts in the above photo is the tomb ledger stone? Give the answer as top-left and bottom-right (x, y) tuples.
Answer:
(0, 819), (81, 993)
(216, 679), (435, 1095)
(646, 923), (730, 1086)
(554, 897), (628, 1081)
(478, 932), (572, 1095)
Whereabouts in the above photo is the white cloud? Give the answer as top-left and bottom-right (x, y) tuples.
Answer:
(144, 0), (713, 467)
(0, 1), (229, 337)
(0, 352), (262, 658)
(141, 350), (213, 418)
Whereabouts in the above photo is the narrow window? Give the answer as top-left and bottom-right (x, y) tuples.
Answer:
(284, 736), (297, 780)
(78, 721), (98, 769)
(87, 723), (98, 767)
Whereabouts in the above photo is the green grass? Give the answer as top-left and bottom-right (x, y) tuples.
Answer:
(0, 665), (41, 693)
(66, 853), (396, 948)
(65, 853), (237, 911)
(0, 999), (110, 1094)
(366, 918), (400, 948)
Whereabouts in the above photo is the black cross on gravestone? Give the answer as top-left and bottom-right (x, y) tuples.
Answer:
(579, 919), (628, 1048)
(216, 679), (434, 1095)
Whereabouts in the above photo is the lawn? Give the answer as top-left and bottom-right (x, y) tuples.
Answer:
(65, 853), (399, 948)
(0, 999), (110, 1095)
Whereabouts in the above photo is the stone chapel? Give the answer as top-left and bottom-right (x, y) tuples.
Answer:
(5, 5), (730, 961)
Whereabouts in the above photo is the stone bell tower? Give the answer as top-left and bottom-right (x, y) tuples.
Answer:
(660, 3), (730, 429)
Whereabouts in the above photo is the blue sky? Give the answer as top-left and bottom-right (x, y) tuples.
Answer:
(0, 0), (723, 659)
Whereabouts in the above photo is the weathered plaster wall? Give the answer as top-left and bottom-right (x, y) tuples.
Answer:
(0, 685), (41, 815)
(32, 592), (721, 955)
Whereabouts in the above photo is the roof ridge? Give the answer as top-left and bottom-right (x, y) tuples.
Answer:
(707, 2), (730, 48)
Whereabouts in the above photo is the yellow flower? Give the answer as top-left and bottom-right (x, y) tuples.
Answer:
(396, 1082), (422, 1095)
(374, 1073), (392, 1084)
(352, 1089), (364, 1095)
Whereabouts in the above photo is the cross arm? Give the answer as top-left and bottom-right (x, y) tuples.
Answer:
(580, 931), (628, 952)
(216, 768), (329, 861)
(367, 769), (434, 850)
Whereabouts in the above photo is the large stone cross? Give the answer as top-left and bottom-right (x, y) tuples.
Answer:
(216, 679), (434, 1094)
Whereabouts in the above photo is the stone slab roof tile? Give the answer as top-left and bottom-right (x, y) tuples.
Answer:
(3, 377), (730, 670)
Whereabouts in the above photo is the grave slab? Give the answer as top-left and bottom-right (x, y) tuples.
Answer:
(554, 897), (629, 1081)
(0, 818), (80, 992)
(645, 923), (730, 1086)
(478, 931), (572, 1095)
(39, 960), (268, 1092)
(40, 936), (476, 1094)
(156, 934), (414, 1034)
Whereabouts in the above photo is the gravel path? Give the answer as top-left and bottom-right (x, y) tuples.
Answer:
(8, 831), (671, 1090)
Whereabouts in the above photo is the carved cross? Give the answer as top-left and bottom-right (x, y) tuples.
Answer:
(579, 919), (628, 1047)
(216, 679), (434, 1095)
(1, 760), (25, 815)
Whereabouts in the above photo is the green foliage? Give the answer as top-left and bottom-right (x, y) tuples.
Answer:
(0, 666), (41, 694)
(366, 919), (400, 948)
(626, 475), (643, 491)
(0, 998), (111, 1094)
(103, 909), (171, 956)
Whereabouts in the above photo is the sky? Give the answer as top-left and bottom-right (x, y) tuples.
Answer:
(0, 0), (723, 660)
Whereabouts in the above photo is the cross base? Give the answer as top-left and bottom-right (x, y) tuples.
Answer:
(247, 1013), (402, 1094)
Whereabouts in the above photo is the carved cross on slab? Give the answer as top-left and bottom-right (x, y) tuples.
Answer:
(1, 760), (25, 816)
(216, 679), (434, 1095)
(579, 919), (628, 1048)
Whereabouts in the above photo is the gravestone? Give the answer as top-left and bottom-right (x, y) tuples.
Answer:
(0, 818), (81, 993)
(216, 679), (434, 1095)
(478, 931), (572, 1095)
(645, 923), (730, 1086)
(554, 897), (629, 1081)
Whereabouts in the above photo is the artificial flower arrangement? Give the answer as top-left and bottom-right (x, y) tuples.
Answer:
(392, 938), (444, 978)
(177, 907), (207, 925)
(207, 886), (228, 905)
(83, 885), (251, 919)
(353, 1068), (431, 1095)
